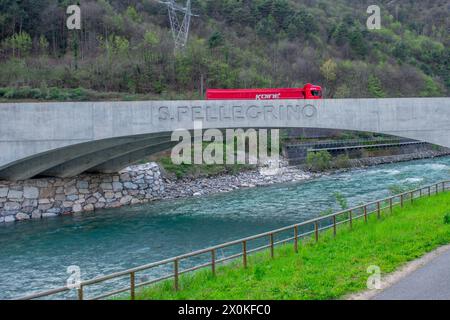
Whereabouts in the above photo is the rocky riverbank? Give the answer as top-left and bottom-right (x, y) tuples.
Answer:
(161, 166), (316, 199)
(0, 160), (316, 224)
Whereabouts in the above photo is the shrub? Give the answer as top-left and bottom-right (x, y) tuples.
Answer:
(444, 213), (450, 225)
(306, 150), (332, 172)
(334, 154), (351, 169)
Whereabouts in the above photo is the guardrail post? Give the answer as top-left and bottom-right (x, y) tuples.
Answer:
(389, 198), (393, 214)
(211, 250), (216, 276)
(364, 206), (367, 222)
(270, 234), (274, 259)
(314, 222), (319, 242)
(130, 272), (135, 300)
(428, 186), (431, 196)
(333, 216), (337, 237)
(349, 210), (353, 229)
(400, 194), (404, 208)
(377, 201), (381, 219)
(78, 285), (83, 300)
(442, 182), (445, 192)
(242, 241), (247, 268)
(174, 259), (179, 291)
(410, 191), (414, 204)
(436, 184), (439, 194)
(294, 226), (299, 253)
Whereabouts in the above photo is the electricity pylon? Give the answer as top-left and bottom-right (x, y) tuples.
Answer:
(159, 0), (197, 52)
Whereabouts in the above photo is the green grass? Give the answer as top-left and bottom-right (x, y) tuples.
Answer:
(127, 191), (450, 300)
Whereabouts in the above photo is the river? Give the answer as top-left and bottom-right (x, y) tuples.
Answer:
(1, 156), (450, 299)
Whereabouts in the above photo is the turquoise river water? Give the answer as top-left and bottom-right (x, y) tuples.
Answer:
(1, 156), (450, 299)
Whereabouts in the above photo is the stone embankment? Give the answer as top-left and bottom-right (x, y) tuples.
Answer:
(346, 150), (450, 167)
(0, 163), (164, 223)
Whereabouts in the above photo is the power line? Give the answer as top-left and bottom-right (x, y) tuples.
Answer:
(158, 0), (198, 52)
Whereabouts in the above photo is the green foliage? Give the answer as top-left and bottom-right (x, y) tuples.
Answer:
(444, 213), (450, 225)
(2, 31), (32, 58)
(334, 192), (348, 210)
(306, 151), (332, 172)
(333, 154), (351, 169)
(368, 75), (385, 98)
(420, 76), (442, 97)
(208, 31), (224, 49)
(0, 0), (448, 99)
(125, 6), (141, 23)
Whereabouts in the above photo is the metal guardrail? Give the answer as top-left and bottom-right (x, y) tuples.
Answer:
(284, 138), (414, 149)
(16, 180), (450, 300)
(309, 141), (426, 152)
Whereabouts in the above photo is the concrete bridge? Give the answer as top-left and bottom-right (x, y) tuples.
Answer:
(0, 98), (449, 181)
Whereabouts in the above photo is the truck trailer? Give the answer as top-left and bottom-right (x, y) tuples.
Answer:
(206, 83), (323, 100)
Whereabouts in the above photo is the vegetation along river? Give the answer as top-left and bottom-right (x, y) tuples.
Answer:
(1, 156), (450, 299)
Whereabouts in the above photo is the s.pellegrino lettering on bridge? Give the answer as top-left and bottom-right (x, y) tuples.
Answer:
(171, 122), (280, 166)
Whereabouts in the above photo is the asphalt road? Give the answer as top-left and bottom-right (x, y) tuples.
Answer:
(373, 248), (450, 300)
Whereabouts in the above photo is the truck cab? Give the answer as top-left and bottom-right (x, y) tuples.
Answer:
(303, 83), (323, 99)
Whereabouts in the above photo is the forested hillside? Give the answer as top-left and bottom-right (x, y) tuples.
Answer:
(0, 0), (449, 100)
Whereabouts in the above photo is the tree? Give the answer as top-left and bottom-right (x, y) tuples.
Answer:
(287, 11), (316, 40)
(208, 31), (224, 49)
(4, 31), (32, 58)
(320, 59), (337, 97)
(38, 35), (49, 54)
(368, 75), (385, 98)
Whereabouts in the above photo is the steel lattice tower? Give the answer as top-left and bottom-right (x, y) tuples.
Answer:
(159, 0), (196, 52)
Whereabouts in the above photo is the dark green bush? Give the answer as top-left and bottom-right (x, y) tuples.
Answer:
(444, 213), (450, 224)
(306, 150), (332, 172)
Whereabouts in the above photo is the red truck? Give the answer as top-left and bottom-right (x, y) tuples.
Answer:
(206, 83), (323, 100)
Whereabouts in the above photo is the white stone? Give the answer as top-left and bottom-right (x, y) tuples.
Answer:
(4, 202), (20, 211)
(0, 216), (4, 223)
(31, 211), (42, 219)
(95, 202), (105, 209)
(66, 195), (78, 201)
(120, 195), (133, 205)
(124, 182), (138, 190)
(4, 215), (15, 223)
(23, 186), (39, 199)
(100, 183), (113, 190)
(15, 212), (30, 220)
(42, 212), (58, 218)
(76, 181), (89, 189)
(131, 199), (141, 205)
(64, 186), (78, 195)
(72, 204), (83, 213)
(83, 204), (94, 211)
(63, 201), (74, 207)
(7, 190), (23, 200)
(0, 188), (8, 197)
(112, 182), (123, 192)
(38, 199), (51, 204)
(105, 192), (115, 199)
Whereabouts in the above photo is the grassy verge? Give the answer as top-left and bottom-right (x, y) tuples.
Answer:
(131, 191), (450, 300)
